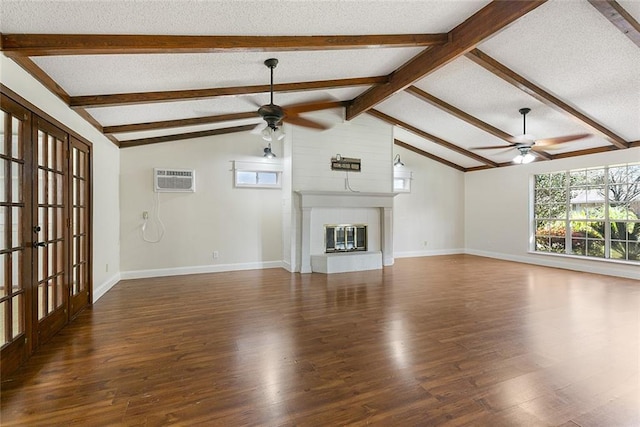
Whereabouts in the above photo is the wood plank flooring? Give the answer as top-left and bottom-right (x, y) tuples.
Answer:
(1, 255), (638, 426)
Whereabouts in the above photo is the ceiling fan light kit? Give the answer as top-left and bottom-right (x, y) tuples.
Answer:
(261, 125), (285, 142)
(513, 147), (535, 164)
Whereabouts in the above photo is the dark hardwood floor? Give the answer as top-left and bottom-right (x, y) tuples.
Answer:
(1, 255), (638, 426)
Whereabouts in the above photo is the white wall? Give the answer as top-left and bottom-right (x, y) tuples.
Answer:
(119, 132), (284, 277)
(393, 146), (466, 257)
(1, 54), (121, 301)
(465, 147), (640, 280)
(290, 112), (393, 193)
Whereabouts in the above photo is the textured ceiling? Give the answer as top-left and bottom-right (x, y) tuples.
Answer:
(1, 0), (638, 170)
(0, 1), (490, 35)
(31, 49), (424, 95)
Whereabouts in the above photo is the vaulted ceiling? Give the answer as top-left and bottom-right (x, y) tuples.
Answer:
(1, 0), (639, 171)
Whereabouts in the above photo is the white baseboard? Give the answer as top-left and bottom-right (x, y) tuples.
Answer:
(394, 248), (465, 259)
(120, 260), (285, 280)
(281, 260), (293, 272)
(465, 249), (639, 280)
(93, 272), (121, 303)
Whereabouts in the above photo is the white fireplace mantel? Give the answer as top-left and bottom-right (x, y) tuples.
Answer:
(295, 191), (398, 273)
(297, 190), (396, 209)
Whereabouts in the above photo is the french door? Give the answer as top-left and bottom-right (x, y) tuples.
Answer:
(0, 93), (92, 376)
(34, 118), (69, 346)
(0, 96), (32, 372)
(69, 138), (91, 319)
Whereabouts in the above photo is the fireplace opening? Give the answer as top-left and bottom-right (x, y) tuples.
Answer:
(325, 224), (367, 253)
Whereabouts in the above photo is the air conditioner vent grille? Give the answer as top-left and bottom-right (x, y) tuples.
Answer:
(154, 168), (195, 193)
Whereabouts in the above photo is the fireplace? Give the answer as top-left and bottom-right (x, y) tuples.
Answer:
(295, 191), (398, 273)
(325, 224), (367, 253)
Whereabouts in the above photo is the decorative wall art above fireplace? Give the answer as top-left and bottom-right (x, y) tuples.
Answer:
(331, 155), (361, 172)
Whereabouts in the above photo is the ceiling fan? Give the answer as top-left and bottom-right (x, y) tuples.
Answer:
(254, 58), (331, 142)
(473, 108), (590, 164)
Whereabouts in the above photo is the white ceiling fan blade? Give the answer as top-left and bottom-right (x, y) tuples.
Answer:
(250, 122), (264, 135)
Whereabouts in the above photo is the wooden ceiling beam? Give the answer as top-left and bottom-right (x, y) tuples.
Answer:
(394, 139), (467, 172)
(0, 33), (448, 56)
(404, 85), (553, 161)
(588, 0), (640, 48)
(9, 57), (71, 104)
(70, 77), (385, 108)
(7, 57), (122, 146)
(118, 124), (256, 148)
(466, 49), (629, 149)
(104, 112), (259, 134)
(346, 1), (546, 119)
(368, 109), (498, 168)
(551, 145), (619, 159)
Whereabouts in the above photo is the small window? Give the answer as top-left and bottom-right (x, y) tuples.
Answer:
(233, 161), (282, 189)
(393, 169), (412, 193)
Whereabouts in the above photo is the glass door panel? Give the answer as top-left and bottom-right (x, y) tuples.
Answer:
(0, 96), (32, 376)
(33, 118), (68, 347)
(69, 138), (90, 318)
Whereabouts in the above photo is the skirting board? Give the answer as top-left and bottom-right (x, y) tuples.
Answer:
(394, 248), (465, 258)
(120, 260), (285, 280)
(465, 249), (639, 280)
(93, 272), (121, 303)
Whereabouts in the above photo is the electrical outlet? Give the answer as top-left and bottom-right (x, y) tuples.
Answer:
(424, 241), (428, 247)
(213, 251), (219, 259)
(142, 211), (149, 220)
(106, 263), (109, 272)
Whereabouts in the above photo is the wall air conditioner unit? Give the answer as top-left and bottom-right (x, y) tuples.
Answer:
(154, 168), (196, 193)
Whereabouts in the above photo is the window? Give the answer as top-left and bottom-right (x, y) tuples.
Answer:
(233, 161), (282, 188)
(393, 169), (412, 193)
(533, 163), (639, 263)
(236, 171), (278, 186)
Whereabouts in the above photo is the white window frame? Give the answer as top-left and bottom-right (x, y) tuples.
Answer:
(531, 162), (639, 264)
(233, 160), (283, 189)
(393, 169), (412, 193)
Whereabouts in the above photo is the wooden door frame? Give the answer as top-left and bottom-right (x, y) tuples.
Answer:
(0, 85), (94, 374)
(0, 94), (34, 374)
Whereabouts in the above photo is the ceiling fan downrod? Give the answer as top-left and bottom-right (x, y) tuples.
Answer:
(519, 107), (531, 135)
(265, 58), (278, 106)
(259, 58), (285, 134)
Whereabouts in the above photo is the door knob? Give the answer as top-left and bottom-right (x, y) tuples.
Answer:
(33, 241), (46, 248)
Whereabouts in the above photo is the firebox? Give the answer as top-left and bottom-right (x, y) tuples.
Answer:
(324, 224), (367, 253)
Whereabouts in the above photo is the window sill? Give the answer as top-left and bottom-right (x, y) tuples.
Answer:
(527, 250), (639, 267)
